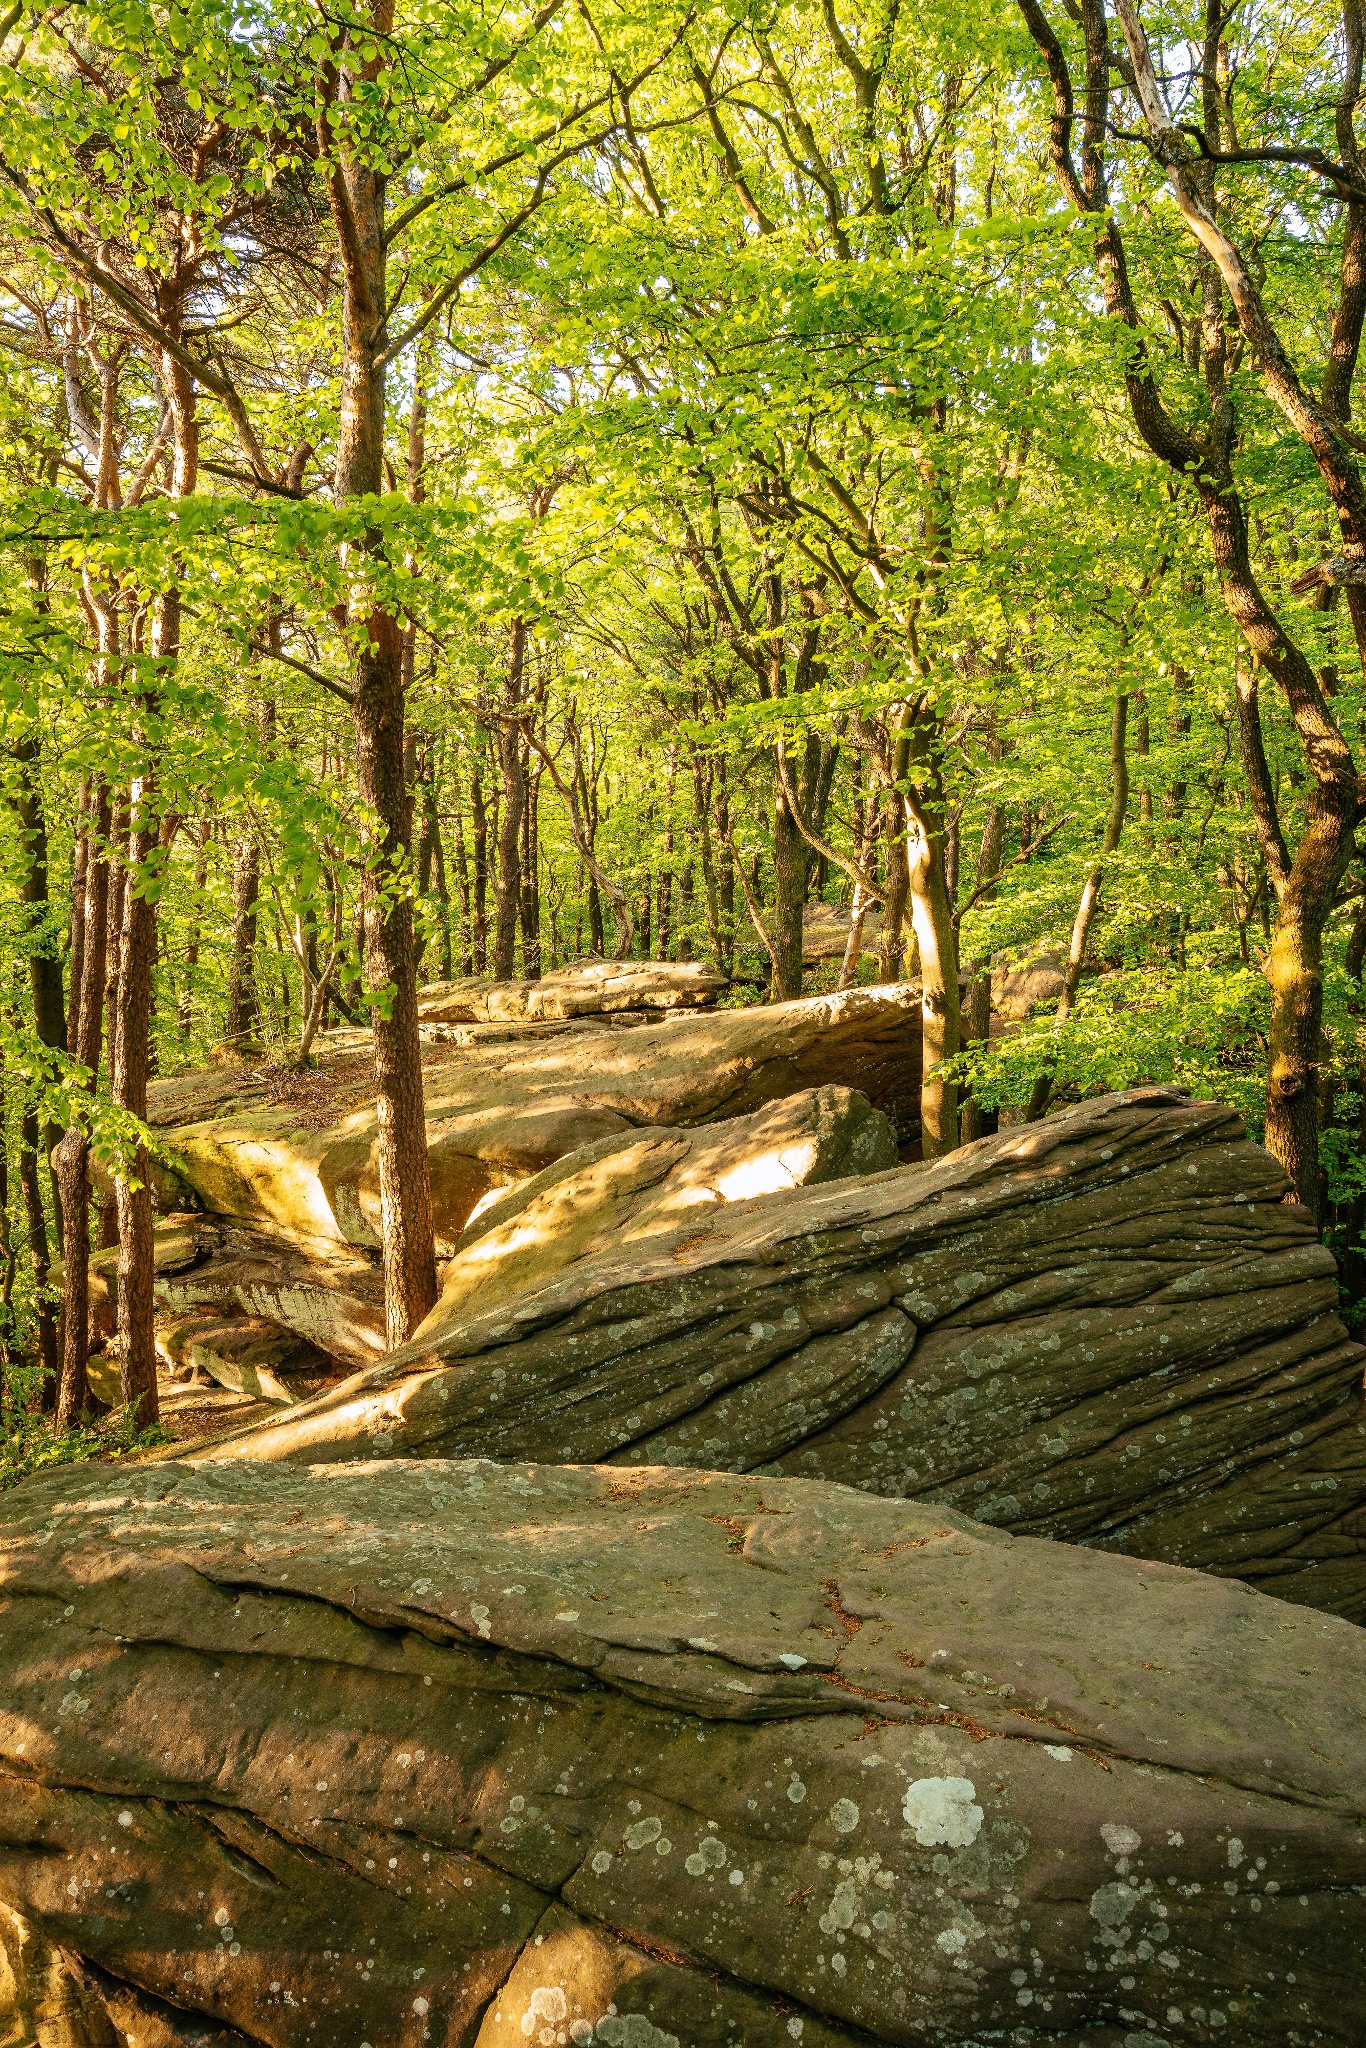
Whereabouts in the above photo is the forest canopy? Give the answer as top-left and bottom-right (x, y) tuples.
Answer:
(1, 0), (1365, 1431)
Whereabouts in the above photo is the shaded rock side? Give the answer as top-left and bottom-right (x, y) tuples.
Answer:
(91, 1215), (388, 1372)
(149, 986), (923, 1252)
(2, 1458), (1363, 2048)
(417, 957), (728, 1023)
(417, 1086), (898, 1333)
(199, 1089), (1366, 1619)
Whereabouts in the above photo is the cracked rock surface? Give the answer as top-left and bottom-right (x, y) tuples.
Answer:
(199, 1089), (1366, 1619)
(0, 1458), (1362, 2047)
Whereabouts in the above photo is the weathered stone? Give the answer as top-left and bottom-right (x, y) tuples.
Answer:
(147, 987), (923, 1252)
(0, 1458), (1361, 2047)
(153, 1311), (337, 1406)
(419, 1087), (898, 1333)
(198, 1090), (1366, 1619)
(991, 952), (1068, 1022)
(417, 957), (728, 1023)
(0, 1898), (115, 2046)
(146, 1218), (388, 1371)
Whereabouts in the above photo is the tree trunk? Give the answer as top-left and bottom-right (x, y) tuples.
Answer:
(898, 706), (960, 1158)
(452, 792), (473, 977)
(9, 733), (67, 1257)
(492, 623), (528, 980)
(18, 1106), (57, 1404)
(55, 782), (111, 1427)
(327, 65), (437, 1343)
(470, 750), (488, 973)
(113, 806), (161, 1427)
(771, 760), (807, 1002)
(877, 794), (909, 982)
(225, 834), (260, 1051)
(520, 757), (541, 979)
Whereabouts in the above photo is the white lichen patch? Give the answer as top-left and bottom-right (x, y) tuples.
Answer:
(902, 1776), (983, 1848)
(830, 1797), (860, 1834)
(1100, 1822), (1142, 1859)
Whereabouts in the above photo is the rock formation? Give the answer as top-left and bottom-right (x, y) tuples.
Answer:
(416, 957), (729, 1024)
(198, 1089), (1366, 1620)
(418, 1085), (898, 1331)
(113, 1087), (894, 1415)
(148, 984), (923, 1254)
(1, 1457), (1362, 2047)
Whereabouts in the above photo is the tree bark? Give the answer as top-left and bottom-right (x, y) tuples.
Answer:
(55, 781), (112, 1427)
(897, 704), (960, 1157)
(492, 622), (528, 980)
(324, 16), (437, 1343)
(771, 763), (807, 1001)
(225, 834), (261, 1051)
(470, 749), (488, 973)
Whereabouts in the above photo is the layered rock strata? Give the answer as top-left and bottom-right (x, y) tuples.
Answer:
(198, 1089), (1366, 1619)
(0, 1458), (1361, 2047)
(148, 985), (924, 1252)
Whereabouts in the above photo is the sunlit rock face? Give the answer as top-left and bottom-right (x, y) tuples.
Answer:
(196, 1089), (1366, 1623)
(146, 984), (924, 1255)
(1, 1459), (1361, 2048)
(416, 1085), (898, 1334)
(416, 957), (730, 1023)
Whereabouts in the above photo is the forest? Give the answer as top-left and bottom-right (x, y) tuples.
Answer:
(0, 0), (1365, 2042)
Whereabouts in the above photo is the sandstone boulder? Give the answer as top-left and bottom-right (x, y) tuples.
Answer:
(147, 986), (923, 1252)
(90, 1214), (389, 1373)
(200, 1089), (1366, 1620)
(418, 1086), (898, 1333)
(0, 1458), (1361, 2047)
(153, 1311), (338, 1406)
(991, 952), (1068, 1022)
(417, 957), (728, 1024)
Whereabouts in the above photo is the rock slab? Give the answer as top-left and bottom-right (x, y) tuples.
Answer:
(419, 1085), (898, 1332)
(151, 986), (924, 1252)
(416, 958), (729, 1023)
(200, 1090), (1366, 1620)
(0, 1458), (1362, 2047)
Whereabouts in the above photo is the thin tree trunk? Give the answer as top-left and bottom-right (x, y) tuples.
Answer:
(898, 705), (960, 1157)
(878, 795), (910, 982)
(18, 1106), (57, 1405)
(470, 750), (488, 973)
(452, 789), (473, 978)
(55, 780), (112, 1427)
(771, 757), (807, 1001)
(492, 624), (528, 980)
(322, 46), (438, 1343)
(1026, 695), (1129, 1123)
(225, 834), (260, 1051)
(520, 756), (541, 978)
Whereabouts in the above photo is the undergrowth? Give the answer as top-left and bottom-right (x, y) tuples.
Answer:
(0, 1407), (171, 1491)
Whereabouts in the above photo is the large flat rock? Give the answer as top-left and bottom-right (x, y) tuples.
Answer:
(196, 1089), (1366, 1619)
(150, 986), (923, 1253)
(417, 957), (729, 1023)
(0, 1458), (1361, 2046)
